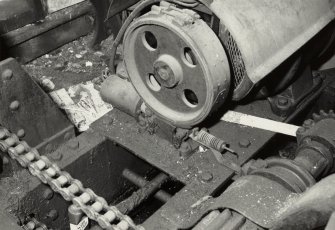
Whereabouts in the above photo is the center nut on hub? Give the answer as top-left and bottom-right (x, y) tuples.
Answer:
(153, 55), (182, 88)
(123, 2), (231, 128)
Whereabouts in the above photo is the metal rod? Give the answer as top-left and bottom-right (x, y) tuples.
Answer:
(122, 169), (172, 203)
(117, 170), (170, 214)
(193, 210), (221, 230)
(90, 170), (172, 230)
(205, 209), (232, 230)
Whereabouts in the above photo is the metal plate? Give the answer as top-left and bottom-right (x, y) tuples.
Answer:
(0, 58), (73, 147)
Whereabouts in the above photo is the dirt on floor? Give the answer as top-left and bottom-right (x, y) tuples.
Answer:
(23, 33), (117, 91)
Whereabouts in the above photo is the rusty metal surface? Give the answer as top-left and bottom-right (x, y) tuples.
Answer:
(0, 58), (74, 148)
(90, 97), (287, 229)
(209, 175), (293, 228)
(116, 172), (169, 215)
(91, 73), (332, 229)
(0, 73), (332, 230)
(199, 0), (335, 84)
(0, 130), (155, 229)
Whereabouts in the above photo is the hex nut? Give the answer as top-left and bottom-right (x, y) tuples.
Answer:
(239, 139), (251, 148)
(201, 172), (213, 182)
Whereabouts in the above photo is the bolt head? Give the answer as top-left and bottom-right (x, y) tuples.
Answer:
(9, 101), (20, 110)
(239, 139), (251, 148)
(153, 60), (178, 87)
(2, 69), (13, 81)
(277, 97), (289, 106)
(17, 129), (25, 138)
(201, 172), (213, 182)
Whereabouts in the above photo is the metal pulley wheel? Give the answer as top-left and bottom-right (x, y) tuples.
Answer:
(123, 3), (230, 127)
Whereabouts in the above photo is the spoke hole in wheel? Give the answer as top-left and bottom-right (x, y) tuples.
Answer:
(183, 47), (197, 66)
(143, 31), (158, 50)
(147, 74), (161, 91)
(182, 89), (198, 107)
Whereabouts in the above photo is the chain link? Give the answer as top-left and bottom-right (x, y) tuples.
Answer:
(22, 217), (48, 230)
(0, 126), (144, 230)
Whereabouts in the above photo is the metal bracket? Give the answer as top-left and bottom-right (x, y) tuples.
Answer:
(0, 58), (74, 152)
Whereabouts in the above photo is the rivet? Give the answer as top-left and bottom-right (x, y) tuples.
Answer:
(17, 129), (25, 138)
(2, 69), (13, 81)
(9, 101), (20, 110)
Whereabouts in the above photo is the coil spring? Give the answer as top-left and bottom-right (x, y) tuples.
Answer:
(195, 130), (226, 152)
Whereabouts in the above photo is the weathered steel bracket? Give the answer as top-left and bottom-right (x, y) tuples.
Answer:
(0, 58), (74, 151)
